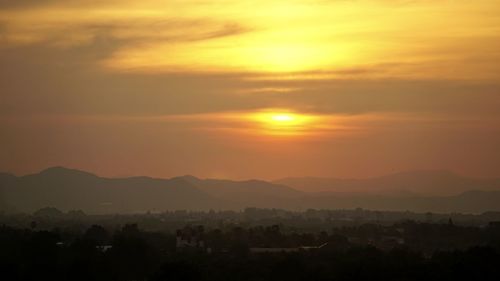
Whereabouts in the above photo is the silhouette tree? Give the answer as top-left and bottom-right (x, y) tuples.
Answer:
(83, 225), (109, 245)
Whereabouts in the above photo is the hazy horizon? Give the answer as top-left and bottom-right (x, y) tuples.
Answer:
(2, 165), (499, 182)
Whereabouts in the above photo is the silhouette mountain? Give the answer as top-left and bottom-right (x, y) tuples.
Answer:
(178, 175), (302, 208)
(300, 190), (500, 213)
(1, 167), (500, 214)
(0, 167), (216, 213)
(0, 167), (302, 213)
(275, 170), (500, 196)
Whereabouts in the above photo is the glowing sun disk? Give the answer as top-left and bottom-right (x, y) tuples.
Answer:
(271, 114), (295, 122)
(246, 110), (317, 136)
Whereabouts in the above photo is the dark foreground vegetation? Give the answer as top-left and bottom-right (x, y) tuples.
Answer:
(1, 209), (500, 281)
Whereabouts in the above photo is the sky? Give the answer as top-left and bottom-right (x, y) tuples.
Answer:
(1, 0), (500, 179)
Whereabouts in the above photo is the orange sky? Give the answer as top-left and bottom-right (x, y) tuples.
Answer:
(1, 0), (500, 179)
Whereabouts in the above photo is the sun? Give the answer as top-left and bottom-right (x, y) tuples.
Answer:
(247, 110), (316, 136)
(271, 114), (296, 123)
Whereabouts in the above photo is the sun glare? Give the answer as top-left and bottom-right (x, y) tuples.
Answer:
(247, 110), (317, 136)
(271, 114), (295, 122)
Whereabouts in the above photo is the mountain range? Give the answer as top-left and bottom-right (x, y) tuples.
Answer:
(1, 167), (500, 214)
(274, 170), (500, 196)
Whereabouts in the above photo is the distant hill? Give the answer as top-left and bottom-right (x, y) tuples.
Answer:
(179, 175), (302, 208)
(0, 167), (216, 213)
(301, 190), (500, 213)
(1, 167), (500, 214)
(0, 167), (302, 213)
(275, 170), (500, 196)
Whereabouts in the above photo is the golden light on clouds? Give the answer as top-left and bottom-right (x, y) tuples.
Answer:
(2, 0), (498, 78)
(105, 0), (500, 78)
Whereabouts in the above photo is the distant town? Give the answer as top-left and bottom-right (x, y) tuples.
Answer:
(2, 207), (500, 280)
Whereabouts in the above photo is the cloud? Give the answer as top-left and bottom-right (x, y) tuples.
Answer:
(0, 0), (55, 9)
(0, 15), (251, 49)
(2, 40), (500, 120)
(1, 0), (499, 79)
(0, 0), (118, 10)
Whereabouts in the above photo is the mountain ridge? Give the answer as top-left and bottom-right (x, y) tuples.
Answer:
(0, 167), (302, 213)
(275, 170), (500, 196)
(1, 167), (500, 214)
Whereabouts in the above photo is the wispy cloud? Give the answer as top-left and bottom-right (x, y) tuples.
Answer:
(1, 0), (499, 79)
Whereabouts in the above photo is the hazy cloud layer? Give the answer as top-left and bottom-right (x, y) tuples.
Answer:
(1, 44), (499, 117)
